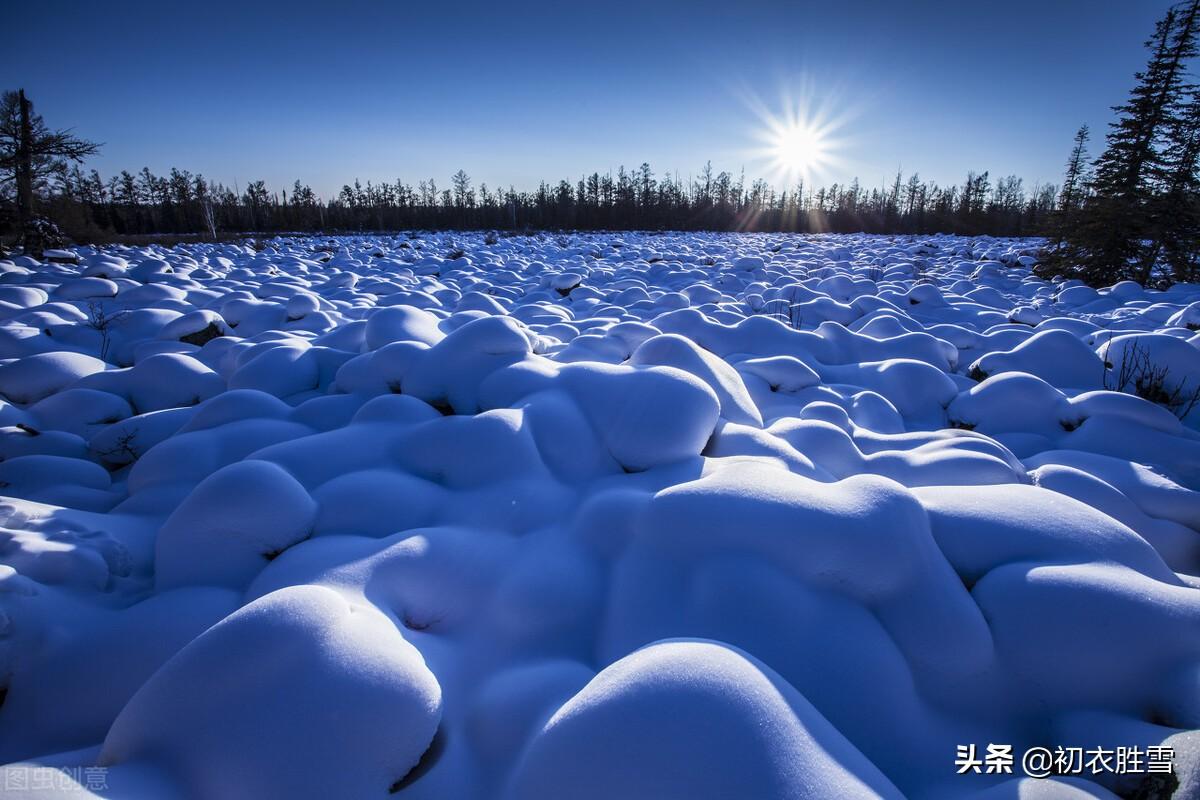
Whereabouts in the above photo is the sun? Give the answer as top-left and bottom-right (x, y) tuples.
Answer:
(739, 82), (851, 185)
(773, 123), (826, 173)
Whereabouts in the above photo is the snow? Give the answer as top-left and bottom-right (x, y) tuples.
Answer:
(99, 585), (442, 799)
(505, 640), (903, 799)
(154, 459), (318, 589)
(0, 351), (108, 404)
(0, 231), (1198, 798)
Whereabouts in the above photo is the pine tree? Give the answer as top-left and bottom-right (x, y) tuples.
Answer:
(1045, 125), (1091, 257)
(1140, 0), (1200, 281)
(1058, 126), (1091, 224)
(0, 89), (100, 253)
(1062, 1), (1200, 284)
(1158, 95), (1200, 281)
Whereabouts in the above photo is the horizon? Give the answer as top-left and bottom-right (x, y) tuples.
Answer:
(11, 0), (1173, 198)
(5, 1), (1200, 796)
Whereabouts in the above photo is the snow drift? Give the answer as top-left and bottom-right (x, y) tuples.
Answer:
(0, 232), (1198, 799)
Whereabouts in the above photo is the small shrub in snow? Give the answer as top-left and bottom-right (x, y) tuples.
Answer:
(756, 299), (805, 329)
(1103, 335), (1200, 420)
(83, 300), (130, 362)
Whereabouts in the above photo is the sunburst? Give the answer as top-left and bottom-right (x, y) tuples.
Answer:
(740, 82), (851, 186)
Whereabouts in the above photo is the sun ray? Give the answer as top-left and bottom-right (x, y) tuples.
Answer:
(735, 79), (854, 188)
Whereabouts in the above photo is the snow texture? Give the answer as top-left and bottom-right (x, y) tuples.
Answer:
(0, 232), (1198, 799)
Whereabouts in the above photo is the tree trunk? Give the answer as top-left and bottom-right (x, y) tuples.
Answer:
(16, 89), (36, 254)
(1138, 240), (1162, 285)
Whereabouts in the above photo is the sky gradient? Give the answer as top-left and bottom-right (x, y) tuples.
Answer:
(11, 0), (1175, 198)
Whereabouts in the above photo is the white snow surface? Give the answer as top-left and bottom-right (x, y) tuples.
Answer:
(0, 232), (1198, 799)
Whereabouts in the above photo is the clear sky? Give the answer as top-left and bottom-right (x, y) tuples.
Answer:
(11, 0), (1174, 198)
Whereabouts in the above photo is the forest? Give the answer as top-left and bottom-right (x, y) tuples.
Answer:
(32, 160), (1051, 241)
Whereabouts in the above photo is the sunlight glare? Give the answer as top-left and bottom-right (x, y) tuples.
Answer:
(773, 123), (825, 172)
(738, 80), (853, 186)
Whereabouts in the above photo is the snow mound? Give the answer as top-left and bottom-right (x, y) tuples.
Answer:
(506, 640), (901, 799)
(0, 232), (1197, 799)
(0, 351), (108, 404)
(99, 585), (442, 799)
(155, 459), (317, 589)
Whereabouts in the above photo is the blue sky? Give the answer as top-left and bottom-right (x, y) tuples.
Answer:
(11, 0), (1173, 198)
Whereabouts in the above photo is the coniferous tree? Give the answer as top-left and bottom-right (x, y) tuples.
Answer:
(8, 150), (1074, 240)
(1158, 95), (1200, 280)
(0, 89), (100, 253)
(1056, 1), (1200, 285)
(1059, 127), (1092, 222)
(1050, 125), (1091, 250)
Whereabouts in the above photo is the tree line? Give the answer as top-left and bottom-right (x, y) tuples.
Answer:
(7, 1), (1200, 288)
(1, 89), (1057, 248)
(31, 160), (1057, 243)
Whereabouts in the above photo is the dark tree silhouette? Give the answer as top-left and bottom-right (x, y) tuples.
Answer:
(1157, 90), (1200, 280)
(1054, 125), (1091, 245)
(1050, 1), (1200, 286)
(0, 89), (100, 254)
(8, 159), (1066, 244)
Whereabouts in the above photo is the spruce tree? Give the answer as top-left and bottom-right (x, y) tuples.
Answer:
(1056, 125), (1091, 236)
(1158, 95), (1200, 281)
(1040, 126), (1091, 273)
(1140, 0), (1200, 281)
(1060, 1), (1200, 285)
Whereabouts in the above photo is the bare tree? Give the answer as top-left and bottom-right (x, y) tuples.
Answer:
(93, 429), (141, 467)
(84, 300), (129, 363)
(201, 196), (218, 239)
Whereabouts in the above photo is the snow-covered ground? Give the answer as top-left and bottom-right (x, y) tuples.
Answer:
(0, 232), (1198, 799)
